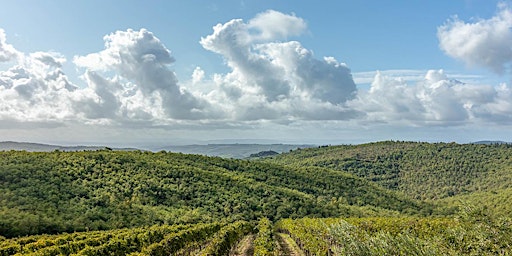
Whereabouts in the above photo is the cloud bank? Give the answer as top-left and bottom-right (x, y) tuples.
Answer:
(349, 70), (512, 125)
(0, 8), (511, 132)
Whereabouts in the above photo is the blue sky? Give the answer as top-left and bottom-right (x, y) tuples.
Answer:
(1, 1), (503, 78)
(0, 0), (511, 147)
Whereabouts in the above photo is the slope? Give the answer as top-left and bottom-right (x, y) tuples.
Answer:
(266, 141), (512, 200)
(0, 149), (424, 238)
(440, 187), (512, 216)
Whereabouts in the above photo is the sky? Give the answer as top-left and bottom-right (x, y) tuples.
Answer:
(1, 0), (512, 147)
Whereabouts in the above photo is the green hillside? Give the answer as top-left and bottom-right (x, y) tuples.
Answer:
(266, 141), (512, 200)
(440, 187), (512, 216)
(0, 149), (424, 238)
(2, 141), (512, 255)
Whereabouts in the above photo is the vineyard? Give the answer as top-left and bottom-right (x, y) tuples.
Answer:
(274, 208), (512, 255)
(0, 221), (252, 256)
(2, 206), (511, 256)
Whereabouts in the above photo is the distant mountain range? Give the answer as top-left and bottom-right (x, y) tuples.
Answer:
(471, 140), (510, 145)
(0, 141), (314, 158)
(0, 141), (138, 152)
(157, 144), (315, 158)
(3, 140), (508, 158)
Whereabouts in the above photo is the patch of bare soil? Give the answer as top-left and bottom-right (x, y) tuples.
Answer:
(275, 233), (305, 256)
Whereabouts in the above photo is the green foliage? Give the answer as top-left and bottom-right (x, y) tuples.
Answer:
(140, 222), (221, 256)
(2, 141), (512, 255)
(0, 224), (190, 256)
(276, 218), (331, 255)
(0, 149), (423, 237)
(277, 206), (512, 255)
(1, 230), (110, 255)
(77, 224), (191, 256)
(446, 203), (512, 255)
(268, 141), (512, 200)
(198, 220), (252, 256)
(253, 218), (275, 256)
(0, 222), (253, 256)
(441, 187), (512, 217)
(329, 222), (439, 256)
(1, 204), (510, 255)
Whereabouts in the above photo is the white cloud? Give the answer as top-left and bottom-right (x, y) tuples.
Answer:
(200, 11), (358, 120)
(0, 47), (80, 123)
(0, 29), (19, 62)
(349, 70), (512, 125)
(438, 3), (512, 74)
(74, 29), (220, 121)
(470, 83), (512, 123)
(30, 51), (65, 68)
(247, 10), (307, 42)
(353, 70), (431, 85)
(0, 28), (220, 126)
(192, 66), (205, 84)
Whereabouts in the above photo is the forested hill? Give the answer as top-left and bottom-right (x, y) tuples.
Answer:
(265, 141), (512, 200)
(2, 142), (512, 254)
(0, 150), (426, 238)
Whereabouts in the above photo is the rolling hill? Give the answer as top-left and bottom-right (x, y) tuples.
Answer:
(0, 149), (425, 238)
(1, 141), (512, 255)
(265, 141), (512, 200)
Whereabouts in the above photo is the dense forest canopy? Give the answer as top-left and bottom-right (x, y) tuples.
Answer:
(266, 141), (512, 200)
(0, 148), (428, 238)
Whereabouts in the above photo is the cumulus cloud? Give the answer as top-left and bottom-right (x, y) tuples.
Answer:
(31, 51), (65, 68)
(248, 10), (307, 42)
(200, 10), (358, 120)
(438, 3), (512, 74)
(0, 46), (81, 123)
(192, 67), (205, 84)
(0, 29), (19, 62)
(349, 70), (512, 125)
(74, 29), (218, 120)
(0, 28), (221, 126)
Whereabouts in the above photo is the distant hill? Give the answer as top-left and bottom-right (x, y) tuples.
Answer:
(471, 140), (510, 145)
(0, 141), (138, 152)
(0, 141), (311, 157)
(249, 150), (279, 158)
(157, 144), (314, 158)
(266, 141), (512, 200)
